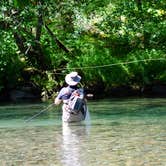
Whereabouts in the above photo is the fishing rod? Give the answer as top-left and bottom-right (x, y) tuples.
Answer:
(24, 103), (55, 123)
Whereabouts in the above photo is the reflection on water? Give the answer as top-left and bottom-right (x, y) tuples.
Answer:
(61, 123), (89, 166)
(60, 109), (91, 166)
(0, 98), (166, 165)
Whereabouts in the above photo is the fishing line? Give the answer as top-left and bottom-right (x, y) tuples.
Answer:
(69, 58), (165, 70)
(47, 58), (165, 75)
(24, 103), (55, 123)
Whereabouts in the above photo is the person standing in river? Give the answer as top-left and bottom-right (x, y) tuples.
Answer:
(54, 71), (87, 123)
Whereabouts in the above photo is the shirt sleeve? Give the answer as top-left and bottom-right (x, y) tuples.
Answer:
(56, 87), (71, 100)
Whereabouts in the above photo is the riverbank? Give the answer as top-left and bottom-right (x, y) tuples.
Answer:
(89, 85), (166, 100)
(0, 84), (166, 103)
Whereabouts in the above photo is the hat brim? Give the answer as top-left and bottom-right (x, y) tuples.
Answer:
(65, 74), (81, 86)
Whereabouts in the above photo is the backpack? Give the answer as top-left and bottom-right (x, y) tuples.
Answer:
(68, 88), (85, 114)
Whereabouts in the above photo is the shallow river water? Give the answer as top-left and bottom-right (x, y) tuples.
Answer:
(0, 98), (166, 166)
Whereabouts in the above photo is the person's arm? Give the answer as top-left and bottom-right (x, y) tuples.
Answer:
(54, 87), (68, 105)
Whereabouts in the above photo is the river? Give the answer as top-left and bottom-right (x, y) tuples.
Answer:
(0, 98), (166, 166)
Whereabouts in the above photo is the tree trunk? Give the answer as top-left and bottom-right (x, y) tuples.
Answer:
(135, 0), (142, 10)
(36, 1), (43, 41)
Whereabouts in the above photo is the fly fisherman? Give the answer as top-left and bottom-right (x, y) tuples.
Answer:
(54, 72), (87, 123)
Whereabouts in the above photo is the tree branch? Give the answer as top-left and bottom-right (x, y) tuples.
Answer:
(36, 1), (43, 41)
(135, 0), (142, 10)
(13, 32), (27, 54)
(45, 24), (70, 53)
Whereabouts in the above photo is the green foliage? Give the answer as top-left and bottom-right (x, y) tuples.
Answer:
(0, 31), (24, 91)
(13, 0), (30, 9)
(0, 0), (166, 97)
(31, 71), (58, 95)
(66, 35), (130, 88)
(126, 49), (166, 86)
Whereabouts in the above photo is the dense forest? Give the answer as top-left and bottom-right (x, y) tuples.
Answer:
(0, 0), (166, 101)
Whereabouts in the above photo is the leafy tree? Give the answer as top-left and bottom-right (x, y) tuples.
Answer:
(0, 0), (166, 98)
